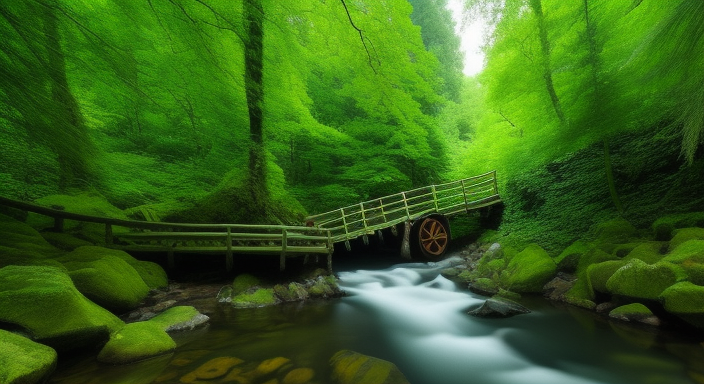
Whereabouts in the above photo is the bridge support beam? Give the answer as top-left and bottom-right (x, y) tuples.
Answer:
(400, 221), (412, 259)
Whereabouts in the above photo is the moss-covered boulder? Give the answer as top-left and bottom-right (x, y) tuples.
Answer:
(652, 212), (704, 241)
(0, 266), (124, 350)
(606, 259), (682, 301)
(591, 218), (637, 244)
(62, 246), (167, 290)
(660, 282), (704, 328)
(609, 303), (660, 326)
(622, 242), (665, 264)
(563, 279), (596, 310)
(308, 275), (343, 298)
(60, 254), (150, 312)
(587, 260), (626, 294)
(26, 192), (129, 230)
(39, 231), (94, 251)
(0, 330), (57, 384)
(669, 228), (704, 252)
(97, 321), (175, 364)
(0, 214), (64, 269)
(554, 240), (591, 273)
(232, 273), (261, 295)
(149, 306), (209, 332)
(663, 239), (704, 264)
(500, 244), (556, 293)
(232, 288), (278, 308)
(468, 277), (499, 296)
(274, 282), (309, 302)
(329, 350), (409, 384)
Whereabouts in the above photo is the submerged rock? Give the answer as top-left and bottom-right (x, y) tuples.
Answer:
(609, 303), (661, 326)
(467, 297), (531, 318)
(0, 329), (57, 384)
(329, 349), (410, 384)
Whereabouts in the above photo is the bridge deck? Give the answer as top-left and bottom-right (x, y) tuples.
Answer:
(0, 171), (501, 271)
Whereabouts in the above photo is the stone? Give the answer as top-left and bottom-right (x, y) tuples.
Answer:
(500, 244), (556, 293)
(543, 273), (576, 301)
(282, 368), (314, 384)
(274, 282), (309, 302)
(149, 306), (209, 332)
(232, 274), (262, 295)
(591, 218), (637, 244)
(97, 322), (176, 364)
(467, 297), (531, 318)
(232, 288), (279, 308)
(669, 228), (704, 252)
(606, 259), (681, 300)
(595, 302), (618, 313)
(0, 265), (124, 351)
(587, 260), (627, 294)
(329, 350), (409, 384)
(0, 330), (57, 384)
(660, 282), (704, 328)
(468, 278), (498, 296)
(622, 242), (665, 264)
(609, 303), (661, 326)
(307, 275), (343, 298)
(652, 212), (704, 241)
(554, 240), (591, 273)
(191, 356), (244, 379)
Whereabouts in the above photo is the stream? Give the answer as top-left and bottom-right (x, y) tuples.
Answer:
(50, 258), (702, 384)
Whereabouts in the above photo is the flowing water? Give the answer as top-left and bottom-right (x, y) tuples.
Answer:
(50, 258), (703, 384)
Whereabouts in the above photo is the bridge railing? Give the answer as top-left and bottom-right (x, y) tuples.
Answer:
(305, 170), (501, 243)
(0, 196), (332, 271)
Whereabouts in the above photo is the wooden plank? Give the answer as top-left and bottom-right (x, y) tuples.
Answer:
(280, 229), (287, 271)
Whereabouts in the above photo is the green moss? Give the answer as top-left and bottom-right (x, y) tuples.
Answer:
(611, 243), (642, 258)
(26, 192), (128, 230)
(476, 258), (505, 278)
(587, 260), (627, 294)
(606, 259), (681, 300)
(0, 214), (62, 262)
(97, 322), (175, 365)
(591, 218), (637, 244)
(554, 240), (591, 272)
(274, 282), (309, 302)
(0, 330), (57, 384)
(660, 282), (704, 313)
(232, 273), (261, 295)
(39, 231), (93, 251)
(0, 266), (124, 350)
(576, 248), (617, 275)
(623, 242), (665, 264)
(60, 254), (150, 312)
(662, 240), (704, 264)
(669, 229), (704, 252)
(232, 288), (277, 308)
(652, 212), (704, 241)
(308, 276), (341, 298)
(501, 244), (556, 293)
(609, 303), (654, 317)
(563, 279), (596, 310)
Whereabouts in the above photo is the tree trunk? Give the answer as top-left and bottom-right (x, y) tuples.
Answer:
(42, 1), (92, 190)
(244, 0), (266, 217)
(529, 0), (566, 127)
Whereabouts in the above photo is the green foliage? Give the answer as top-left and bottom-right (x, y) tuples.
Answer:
(0, 330), (57, 384)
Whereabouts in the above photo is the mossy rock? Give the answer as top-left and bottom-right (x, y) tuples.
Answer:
(39, 231), (94, 251)
(232, 288), (278, 308)
(606, 259), (682, 301)
(609, 303), (659, 325)
(0, 330), (57, 384)
(61, 255), (150, 312)
(0, 214), (63, 265)
(149, 306), (209, 332)
(669, 228), (704, 252)
(61, 246), (167, 290)
(591, 218), (637, 244)
(308, 276), (342, 298)
(274, 282), (309, 302)
(232, 274), (261, 295)
(575, 248), (618, 276)
(611, 243), (642, 258)
(554, 240), (591, 273)
(587, 260), (627, 294)
(500, 244), (556, 293)
(662, 239), (704, 264)
(97, 321), (175, 364)
(329, 350), (410, 384)
(623, 242), (665, 264)
(563, 278), (596, 310)
(0, 266), (124, 351)
(0, 246), (67, 270)
(652, 212), (704, 241)
(476, 258), (505, 278)
(467, 277), (498, 296)
(660, 282), (704, 328)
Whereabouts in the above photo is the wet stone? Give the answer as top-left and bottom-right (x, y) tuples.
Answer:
(467, 298), (531, 318)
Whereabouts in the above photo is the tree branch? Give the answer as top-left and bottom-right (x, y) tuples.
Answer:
(340, 0), (377, 74)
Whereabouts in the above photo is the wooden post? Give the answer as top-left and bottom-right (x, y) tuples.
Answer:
(280, 228), (287, 271)
(461, 180), (469, 213)
(340, 208), (350, 239)
(492, 170), (499, 195)
(431, 185), (439, 213)
(376, 230), (384, 245)
(400, 220), (412, 259)
(360, 202), (368, 233)
(379, 199), (387, 222)
(401, 192), (411, 219)
(226, 227), (233, 272)
(105, 223), (113, 245)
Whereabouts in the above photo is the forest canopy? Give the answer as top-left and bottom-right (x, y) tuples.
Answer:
(0, 0), (701, 226)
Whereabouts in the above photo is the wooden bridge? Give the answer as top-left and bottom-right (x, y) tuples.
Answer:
(0, 171), (501, 271)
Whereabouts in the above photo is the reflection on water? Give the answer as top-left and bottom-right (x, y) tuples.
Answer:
(51, 259), (701, 384)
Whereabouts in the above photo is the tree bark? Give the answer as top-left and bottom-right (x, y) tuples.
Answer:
(529, 0), (566, 127)
(244, 0), (266, 215)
